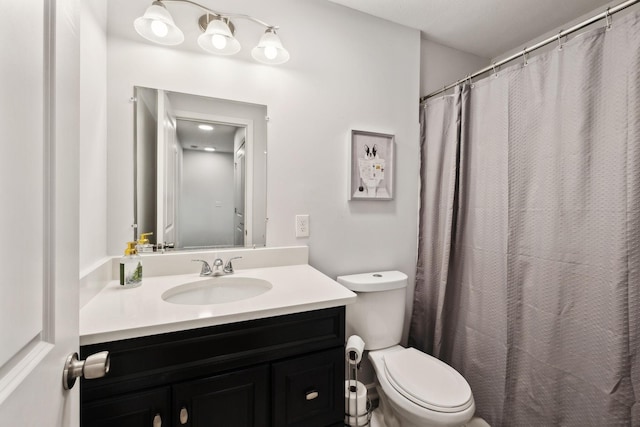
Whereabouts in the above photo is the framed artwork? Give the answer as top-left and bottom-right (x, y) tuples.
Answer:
(349, 130), (395, 200)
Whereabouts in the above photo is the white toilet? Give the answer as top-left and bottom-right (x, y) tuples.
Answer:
(337, 271), (480, 427)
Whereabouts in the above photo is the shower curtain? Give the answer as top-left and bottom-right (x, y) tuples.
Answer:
(410, 11), (639, 427)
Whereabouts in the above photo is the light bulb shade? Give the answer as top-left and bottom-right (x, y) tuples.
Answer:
(134, 2), (184, 45)
(197, 18), (241, 55)
(251, 29), (290, 65)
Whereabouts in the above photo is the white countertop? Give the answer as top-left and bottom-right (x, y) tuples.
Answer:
(80, 264), (356, 345)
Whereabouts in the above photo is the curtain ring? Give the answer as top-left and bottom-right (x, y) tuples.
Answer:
(557, 31), (564, 50)
(522, 48), (529, 66)
(605, 7), (612, 31)
(492, 62), (499, 78)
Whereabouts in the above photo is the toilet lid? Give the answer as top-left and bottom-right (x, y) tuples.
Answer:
(383, 348), (473, 413)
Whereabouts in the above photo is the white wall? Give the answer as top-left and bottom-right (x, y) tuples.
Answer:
(79, 0), (108, 272)
(106, 0), (422, 303)
(420, 38), (488, 97)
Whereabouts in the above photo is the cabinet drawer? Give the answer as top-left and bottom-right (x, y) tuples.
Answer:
(272, 347), (344, 427)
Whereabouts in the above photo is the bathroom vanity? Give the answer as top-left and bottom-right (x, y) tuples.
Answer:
(79, 250), (355, 427)
(81, 307), (345, 427)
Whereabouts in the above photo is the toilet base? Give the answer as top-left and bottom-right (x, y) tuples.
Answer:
(369, 408), (387, 427)
(372, 386), (490, 427)
(370, 408), (490, 427)
(467, 418), (491, 427)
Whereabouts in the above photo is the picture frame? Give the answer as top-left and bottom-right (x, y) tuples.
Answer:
(349, 130), (395, 200)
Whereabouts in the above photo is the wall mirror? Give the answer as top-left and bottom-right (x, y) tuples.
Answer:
(134, 86), (267, 250)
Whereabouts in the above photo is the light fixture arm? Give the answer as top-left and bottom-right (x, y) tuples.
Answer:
(156, 0), (279, 29)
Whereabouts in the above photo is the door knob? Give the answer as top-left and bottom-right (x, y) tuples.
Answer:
(63, 351), (110, 390)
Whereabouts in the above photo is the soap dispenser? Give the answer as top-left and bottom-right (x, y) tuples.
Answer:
(120, 242), (142, 288)
(136, 232), (154, 253)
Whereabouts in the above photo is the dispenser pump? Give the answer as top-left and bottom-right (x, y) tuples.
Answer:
(124, 242), (137, 256)
(136, 232), (154, 253)
(138, 232), (153, 245)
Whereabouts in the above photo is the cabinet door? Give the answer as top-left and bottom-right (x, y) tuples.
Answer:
(82, 387), (171, 427)
(272, 348), (344, 427)
(173, 365), (269, 427)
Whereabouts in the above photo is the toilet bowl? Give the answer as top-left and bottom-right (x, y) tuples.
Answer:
(369, 346), (475, 427)
(337, 271), (481, 427)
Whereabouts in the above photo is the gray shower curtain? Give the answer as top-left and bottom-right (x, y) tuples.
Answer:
(410, 12), (640, 427)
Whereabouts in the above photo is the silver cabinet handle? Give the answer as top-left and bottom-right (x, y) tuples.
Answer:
(153, 414), (162, 427)
(179, 407), (189, 425)
(63, 351), (110, 390)
(306, 390), (319, 400)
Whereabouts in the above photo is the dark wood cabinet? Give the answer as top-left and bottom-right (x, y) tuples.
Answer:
(272, 348), (344, 427)
(81, 307), (345, 427)
(82, 387), (170, 427)
(173, 365), (269, 427)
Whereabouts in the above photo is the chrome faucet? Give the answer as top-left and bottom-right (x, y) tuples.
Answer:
(192, 256), (242, 277)
(211, 258), (224, 275)
(223, 256), (242, 274)
(192, 259), (213, 276)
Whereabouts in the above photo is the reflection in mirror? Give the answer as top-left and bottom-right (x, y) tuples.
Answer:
(134, 87), (267, 250)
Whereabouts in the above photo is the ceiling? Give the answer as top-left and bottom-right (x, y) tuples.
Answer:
(176, 120), (239, 153)
(327, 0), (616, 58)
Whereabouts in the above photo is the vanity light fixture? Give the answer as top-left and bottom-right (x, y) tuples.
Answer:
(197, 15), (240, 55)
(198, 124), (214, 131)
(204, 147), (216, 152)
(251, 28), (290, 65)
(134, 0), (290, 64)
(133, 1), (184, 45)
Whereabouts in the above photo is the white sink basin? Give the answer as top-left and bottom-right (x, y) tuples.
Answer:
(162, 277), (272, 305)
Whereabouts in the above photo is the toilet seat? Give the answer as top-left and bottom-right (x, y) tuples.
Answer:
(383, 347), (473, 413)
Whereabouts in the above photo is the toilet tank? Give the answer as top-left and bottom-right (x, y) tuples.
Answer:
(337, 271), (408, 350)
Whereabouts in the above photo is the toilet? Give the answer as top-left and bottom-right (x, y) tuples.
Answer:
(337, 271), (480, 427)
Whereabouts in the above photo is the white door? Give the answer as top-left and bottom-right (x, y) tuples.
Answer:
(157, 91), (177, 246)
(0, 1), (81, 426)
(234, 141), (246, 246)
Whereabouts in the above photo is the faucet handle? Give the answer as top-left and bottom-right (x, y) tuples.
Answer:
(223, 256), (243, 274)
(192, 259), (212, 276)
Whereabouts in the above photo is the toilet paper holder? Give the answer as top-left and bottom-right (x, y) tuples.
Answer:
(345, 335), (371, 427)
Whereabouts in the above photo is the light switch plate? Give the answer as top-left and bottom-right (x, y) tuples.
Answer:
(296, 215), (309, 237)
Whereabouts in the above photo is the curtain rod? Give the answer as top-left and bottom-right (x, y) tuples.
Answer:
(420, 0), (640, 102)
